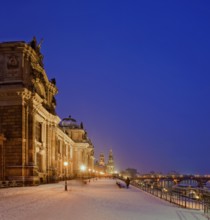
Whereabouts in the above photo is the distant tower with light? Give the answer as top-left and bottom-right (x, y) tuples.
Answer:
(99, 153), (105, 166)
(106, 149), (115, 174)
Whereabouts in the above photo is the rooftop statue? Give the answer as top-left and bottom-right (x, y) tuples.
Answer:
(29, 36), (44, 67)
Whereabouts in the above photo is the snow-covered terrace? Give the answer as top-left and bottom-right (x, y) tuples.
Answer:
(0, 179), (207, 220)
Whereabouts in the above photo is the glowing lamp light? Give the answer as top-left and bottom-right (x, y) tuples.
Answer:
(64, 161), (68, 166)
(63, 161), (68, 191)
(80, 165), (86, 171)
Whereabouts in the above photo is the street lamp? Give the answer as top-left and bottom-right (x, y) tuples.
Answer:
(88, 169), (91, 181)
(80, 165), (86, 180)
(64, 161), (68, 191)
(80, 164), (86, 172)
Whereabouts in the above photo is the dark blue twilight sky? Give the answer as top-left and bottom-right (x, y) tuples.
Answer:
(1, 0), (210, 174)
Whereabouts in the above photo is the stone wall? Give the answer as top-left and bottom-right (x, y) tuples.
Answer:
(0, 40), (95, 185)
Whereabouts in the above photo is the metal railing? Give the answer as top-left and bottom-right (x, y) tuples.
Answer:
(132, 181), (210, 219)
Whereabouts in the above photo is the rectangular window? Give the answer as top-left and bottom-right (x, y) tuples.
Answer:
(35, 122), (42, 142)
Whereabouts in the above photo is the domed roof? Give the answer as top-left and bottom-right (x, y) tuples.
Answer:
(59, 115), (81, 129)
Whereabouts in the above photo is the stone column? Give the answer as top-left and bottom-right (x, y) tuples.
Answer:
(25, 104), (29, 165)
(0, 134), (6, 180)
(73, 147), (78, 176)
(28, 109), (36, 165)
(90, 156), (95, 170)
(45, 122), (50, 182)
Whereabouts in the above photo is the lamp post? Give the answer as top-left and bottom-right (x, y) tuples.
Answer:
(64, 161), (68, 191)
(88, 169), (91, 181)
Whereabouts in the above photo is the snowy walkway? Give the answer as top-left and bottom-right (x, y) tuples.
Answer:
(0, 179), (207, 220)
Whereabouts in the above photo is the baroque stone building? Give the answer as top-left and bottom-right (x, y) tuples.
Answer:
(0, 39), (94, 185)
(95, 149), (115, 175)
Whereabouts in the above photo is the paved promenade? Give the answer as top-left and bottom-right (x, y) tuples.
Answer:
(0, 179), (207, 220)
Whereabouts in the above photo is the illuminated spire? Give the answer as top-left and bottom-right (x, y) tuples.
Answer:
(106, 149), (115, 174)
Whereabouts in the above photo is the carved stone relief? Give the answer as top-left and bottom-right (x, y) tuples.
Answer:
(5, 55), (21, 79)
(7, 55), (19, 69)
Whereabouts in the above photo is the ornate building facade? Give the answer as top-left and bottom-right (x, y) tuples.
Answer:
(95, 149), (115, 175)
(0, 39), (94, 185)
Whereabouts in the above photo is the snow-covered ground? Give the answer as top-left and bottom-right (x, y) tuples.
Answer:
(0, 179), (207, 220)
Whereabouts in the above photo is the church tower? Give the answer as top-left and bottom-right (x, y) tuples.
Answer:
(99, 153), (105, 166)
(106, 149), (114, 174)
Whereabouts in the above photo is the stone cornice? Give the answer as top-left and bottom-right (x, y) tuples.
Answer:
(56, 127), (75, 144)
(31, 92), (43, 105)
(32, 97), (59, 124)
(0, 41), (58, 95)
(0, 88), (31, 100)
(73, 142), (90, 148)
(17, 88), (32, 100)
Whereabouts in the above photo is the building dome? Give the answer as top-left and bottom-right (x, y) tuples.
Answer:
(59, 116), (81, 129)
